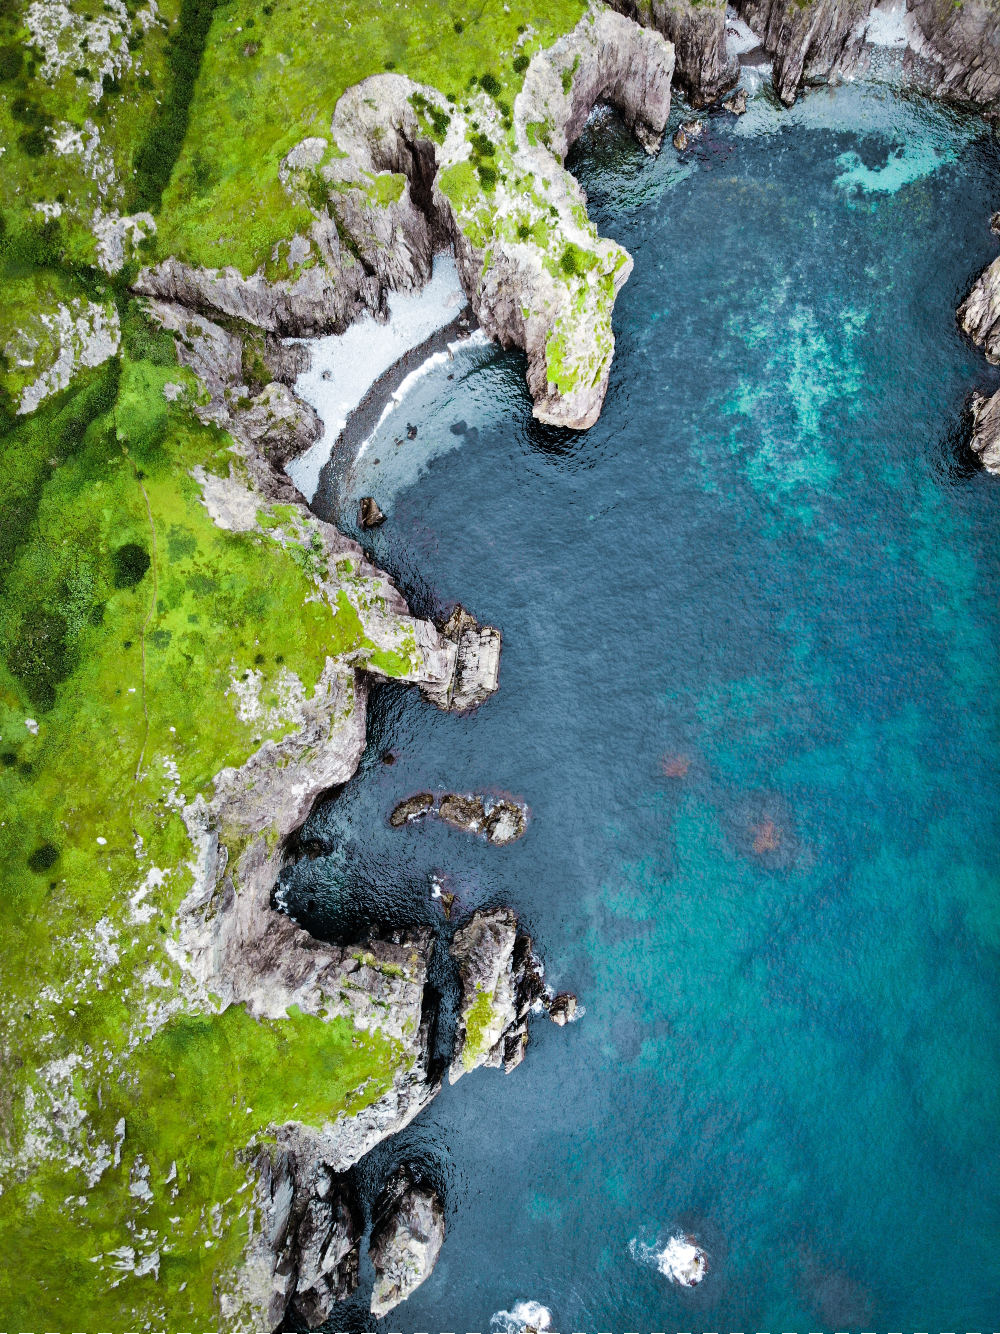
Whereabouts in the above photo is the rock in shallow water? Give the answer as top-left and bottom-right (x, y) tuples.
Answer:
(673, 118), (704, 151)
(420, 602), (502, 711)
(389, 792), (434, 826)
(723, 86), (748, 114)
(485, 800), (527, 845)
(359, 496), (387, 528)
(369, 1166), (445, 1315)
(548, 992), (579, 1026)
(438, 792), (486, 832)
(449, 908), (551, 1081)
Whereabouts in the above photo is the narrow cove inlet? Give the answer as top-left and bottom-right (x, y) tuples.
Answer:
(275, 84), (1000, 1328)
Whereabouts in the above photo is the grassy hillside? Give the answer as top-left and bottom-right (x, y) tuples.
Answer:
(0, 300), (429, 1325)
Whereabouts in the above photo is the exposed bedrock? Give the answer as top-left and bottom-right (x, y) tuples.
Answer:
(957, 251), (1000, 474)
(369, 1166), (446, 1316)
(726, 0), (1000, 109)
(608, 0), (737, 106)
(732, 0), (874, 106)
(135, 5), (674, 432)
(229, 906), (568, 1326)
(969, 390), (1000, 474)
(449, 908), (551, 1081)
(958, 254), (1000, 365)
(905, 0), (1000, 105)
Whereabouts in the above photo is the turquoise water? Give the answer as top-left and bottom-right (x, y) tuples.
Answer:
(294, 85), (1000, 1330)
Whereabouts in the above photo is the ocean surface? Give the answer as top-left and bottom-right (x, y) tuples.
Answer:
(289, 82), (1000, 1331)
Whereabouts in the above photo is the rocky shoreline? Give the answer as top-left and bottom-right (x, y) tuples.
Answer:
(115, 0), (1000, 1322)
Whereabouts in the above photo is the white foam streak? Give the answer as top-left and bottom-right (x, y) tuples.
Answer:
(629, 1231), (709, 1287)
(285, 254), (466, 500)
(491, 1299), (553, 1332)
(355, 329), (489, 460)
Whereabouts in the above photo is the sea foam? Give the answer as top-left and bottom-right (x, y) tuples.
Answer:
(629, 1231), (709, 1286)
(286, 253), (465, 500)
(491, 1299), (553, 1332)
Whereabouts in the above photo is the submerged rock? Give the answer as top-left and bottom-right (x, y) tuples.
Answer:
(438, 792), (486, 832)
(485, 800), (527, 845)
(369, 1166), (445, 1315)
(673, 118), (705, 151)
(389, 792), (434, 826)
(723, 86), (748, 114)
(359, 496), (387, 528)
(969, 389), (1000, 474)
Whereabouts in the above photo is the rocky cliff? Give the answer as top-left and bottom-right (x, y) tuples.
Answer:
(725, 0), (1000, 110)
(608, 0), (737, 106)
(135, 3), (674, 431)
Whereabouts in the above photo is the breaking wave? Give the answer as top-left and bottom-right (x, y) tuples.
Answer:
(629, 1231), (709, 1287)
(491, 1299), (553, 1332)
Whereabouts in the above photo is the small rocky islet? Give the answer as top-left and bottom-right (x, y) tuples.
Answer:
(390, 789), (529, 844)
(1, 0), (999, 1323)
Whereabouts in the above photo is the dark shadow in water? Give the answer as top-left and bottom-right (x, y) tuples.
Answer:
(934, 395), (994, 482)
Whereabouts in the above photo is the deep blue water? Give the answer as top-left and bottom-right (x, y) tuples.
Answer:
(294, 84), (1000, 1331)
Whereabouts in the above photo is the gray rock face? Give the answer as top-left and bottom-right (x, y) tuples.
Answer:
(725, 0), (1000, 109)
(732, 0), (873, 105)
(369, 1167), (446, 1316)
(449, 909), (548, 1082)
(291, 1172), (361, 1324)
(958, 255), (1000, 364)
(134, 216), (382, 337)
(969, 390), (1000, 474)
(609, 0), (737, 105)
(907, 0), (1000, 106)
(420, 604), (502, 711)
(234, 381), (323, 470)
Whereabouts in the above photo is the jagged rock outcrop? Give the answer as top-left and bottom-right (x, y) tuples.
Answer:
(906, 0), (1000, 106)
(726, 0), (1000, 109)
(135, 4), (675, 433)
(145, 298), (321, 498)
(732, 0), (874, 105)
(449, 909), (548, 1081)
(957, 251), (1000, 474)
(231, 1004), (443, 1327)
(133, 218), (385, 337)
(289, 1171), (362, 1323)
(359, 496), (387, 528)
(369, 1166), (446, 1315)
(609, 0), (737, 105)
(388, 791), (529, 842)
(958, 255), (1000, 365)
(969, 390), (1000, 474)
(421, 603), (501, 710)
